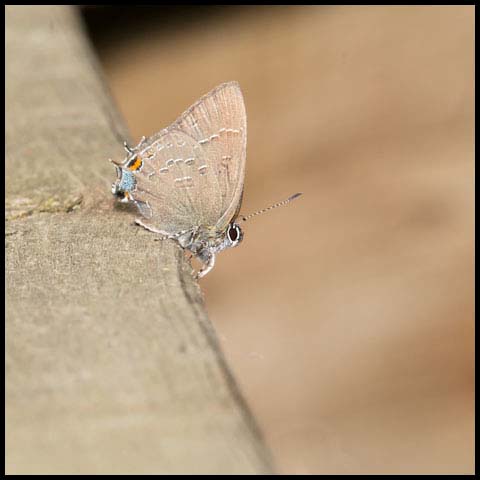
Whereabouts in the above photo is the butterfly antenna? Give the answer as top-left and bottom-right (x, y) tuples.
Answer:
(239, 193), (303, 223)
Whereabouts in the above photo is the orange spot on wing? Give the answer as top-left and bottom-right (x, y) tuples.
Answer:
(128, 157), (143, 171)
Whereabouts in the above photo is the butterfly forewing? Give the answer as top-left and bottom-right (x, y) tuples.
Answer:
(174, 81), (247, 230)
(132, 82), (247, 236)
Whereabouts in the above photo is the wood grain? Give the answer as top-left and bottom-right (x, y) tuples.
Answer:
(5, 5), (273, 474)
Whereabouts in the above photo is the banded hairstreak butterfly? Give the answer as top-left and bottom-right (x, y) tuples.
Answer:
(111, 82), (301, 278)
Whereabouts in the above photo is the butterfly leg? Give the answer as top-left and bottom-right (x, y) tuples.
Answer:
(135, 218), (171, 237)
(136, 219), (197, 248)
(196, 251), (216, 279)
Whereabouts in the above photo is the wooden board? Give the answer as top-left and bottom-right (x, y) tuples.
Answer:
(5, 5), (273, 475)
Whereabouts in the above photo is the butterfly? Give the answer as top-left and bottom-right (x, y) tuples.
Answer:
(111, 81), (301, 278)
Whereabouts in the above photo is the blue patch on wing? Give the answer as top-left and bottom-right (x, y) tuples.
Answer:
(119, 169), (136, 193)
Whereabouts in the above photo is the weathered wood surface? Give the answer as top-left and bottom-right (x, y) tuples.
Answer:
(5, 5), (273, 475)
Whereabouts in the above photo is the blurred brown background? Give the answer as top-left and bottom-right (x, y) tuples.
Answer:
(82, 5), (474, 474)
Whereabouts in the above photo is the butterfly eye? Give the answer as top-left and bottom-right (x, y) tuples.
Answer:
(228, 226), (238, 242)
(227, 224), (242, 243)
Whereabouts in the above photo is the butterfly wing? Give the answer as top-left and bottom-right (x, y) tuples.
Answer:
(131, 82), (247, 236)
(172, 81), (247, 230)
(131, 129), (225, 235)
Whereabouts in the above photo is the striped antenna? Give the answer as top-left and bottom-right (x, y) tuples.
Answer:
(239, 192), (302, 223)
